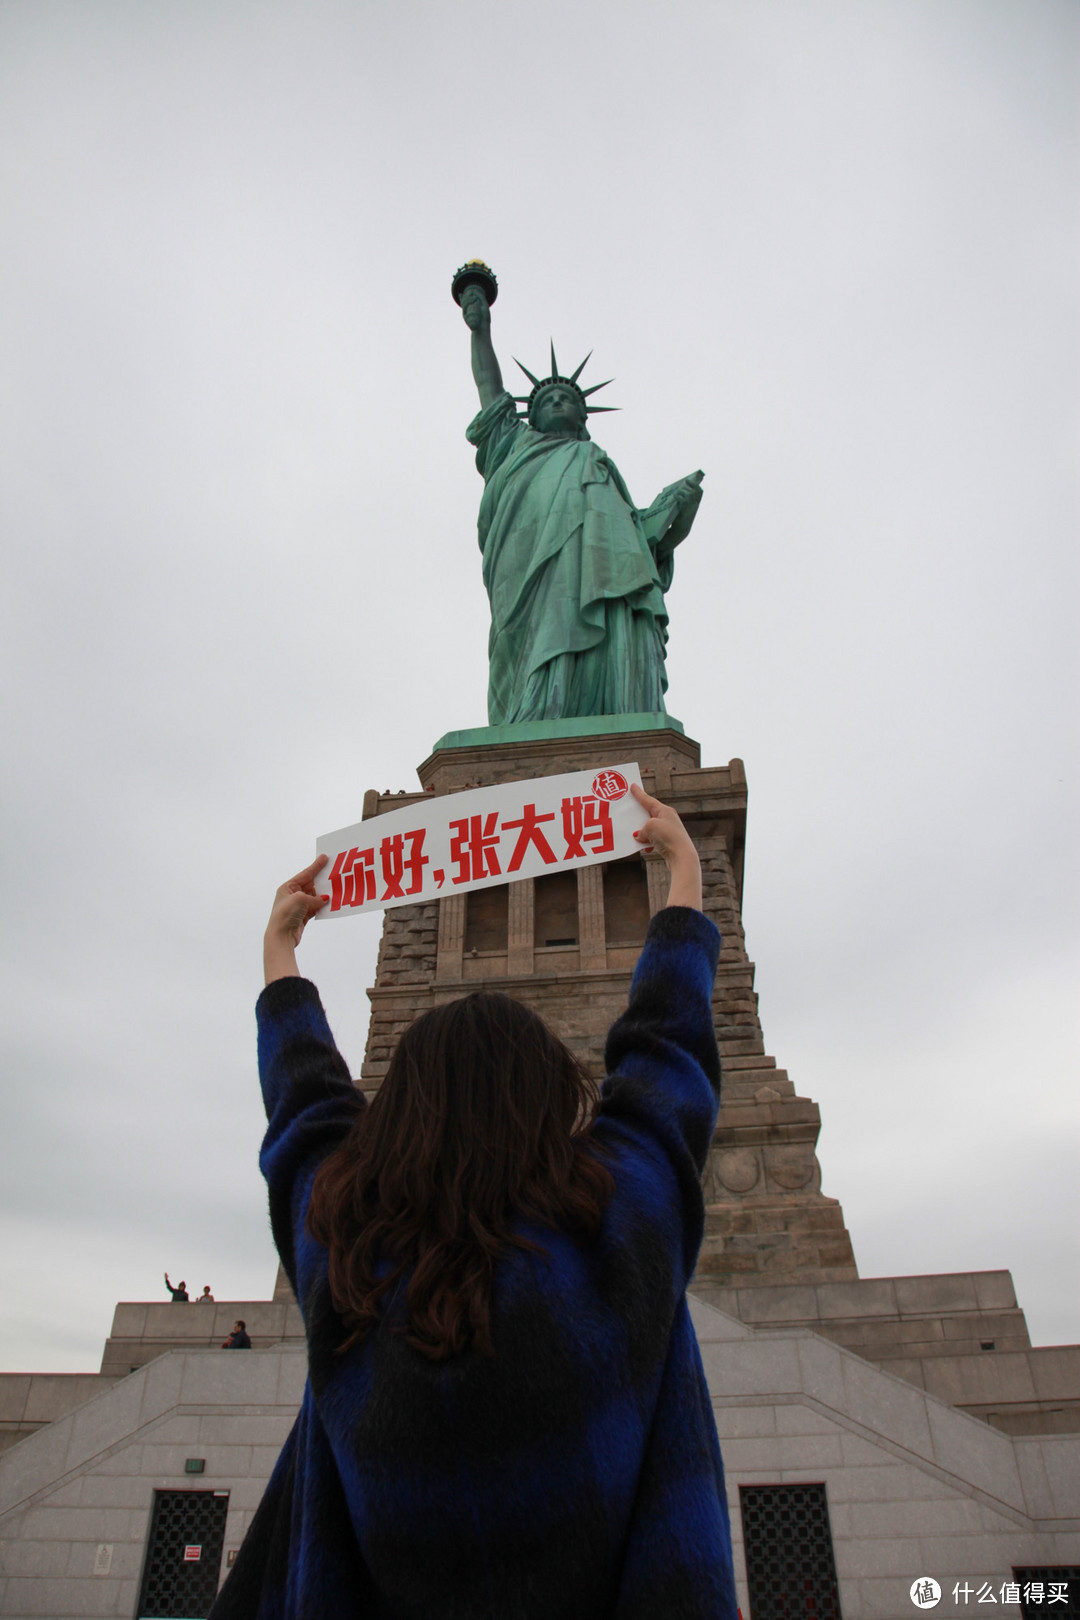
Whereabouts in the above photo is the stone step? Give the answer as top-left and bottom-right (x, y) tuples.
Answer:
(691, 1269), (1024, 1329)
(721, 1078), (797, 1100)
(0, 1374), (121, 1458)
(99, 1299), (304, 1376)
(702, 1197), (850, 1233)
(713, 1098), (821, 1138)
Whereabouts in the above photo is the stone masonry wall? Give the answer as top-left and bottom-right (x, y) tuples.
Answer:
(357, 729), (858, 1289)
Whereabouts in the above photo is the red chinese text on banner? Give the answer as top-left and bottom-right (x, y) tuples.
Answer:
(562, 796), (614, 858)
(329, 847), (375, 910)
(503, 803), (558, 871)
(380, 830), (428, 899)
(314, 762), (647, 920)
(450, 813), (502, 884)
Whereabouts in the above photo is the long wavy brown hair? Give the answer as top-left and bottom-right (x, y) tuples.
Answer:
(306, 991), (614, 1361)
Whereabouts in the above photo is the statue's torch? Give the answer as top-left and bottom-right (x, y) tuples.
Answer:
(451, 260), (498, 308)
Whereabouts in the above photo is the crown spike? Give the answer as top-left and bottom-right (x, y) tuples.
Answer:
(550, 340), (559, 379)
(514, 358), (542, 387)
(585, 405), (619, 414)
(569, 351), (592, 384)
(581, 379), (613, 397)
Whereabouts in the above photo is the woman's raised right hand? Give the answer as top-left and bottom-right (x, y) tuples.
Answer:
(630, 782), (703, 911)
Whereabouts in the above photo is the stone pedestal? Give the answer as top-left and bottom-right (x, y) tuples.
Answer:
(359, 720), (857, 1291)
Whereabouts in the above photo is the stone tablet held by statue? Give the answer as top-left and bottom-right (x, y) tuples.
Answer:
(454, 261), (705, 727)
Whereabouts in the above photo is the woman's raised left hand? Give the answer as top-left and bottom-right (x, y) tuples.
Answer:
(264, 855), (329, 983)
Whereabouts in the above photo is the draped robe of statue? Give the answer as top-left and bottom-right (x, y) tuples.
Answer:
(468, 391), (688, 726)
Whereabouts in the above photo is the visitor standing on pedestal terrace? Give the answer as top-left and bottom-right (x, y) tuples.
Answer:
(456, 262), (705, 725)
(210, 784), (737, 1620)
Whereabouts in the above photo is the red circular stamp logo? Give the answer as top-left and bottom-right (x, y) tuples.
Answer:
(592, 769), (629, 802)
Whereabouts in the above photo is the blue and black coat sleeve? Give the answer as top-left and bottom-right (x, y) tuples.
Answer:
(598, 905), (722, 1281)
(255, 977), (364, 1301)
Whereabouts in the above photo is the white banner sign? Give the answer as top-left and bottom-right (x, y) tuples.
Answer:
(314, 763), (648, 919)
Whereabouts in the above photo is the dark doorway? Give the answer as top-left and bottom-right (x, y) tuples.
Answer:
(137, 1488), (229, 1618)
(739, 1482), (842, 1619)
(1014, 1568), (1080, 1618)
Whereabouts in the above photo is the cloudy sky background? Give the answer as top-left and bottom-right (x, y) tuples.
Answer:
(1, 0), (1076, 1371)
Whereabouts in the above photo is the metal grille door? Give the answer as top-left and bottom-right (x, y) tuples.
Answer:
(739, 1483), (842, 1620)
(1014, 1568), (1080, 1618)
(137, 1489), (229, 1618)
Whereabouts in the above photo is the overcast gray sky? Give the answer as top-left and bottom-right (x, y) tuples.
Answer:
(1, 0), (1076, 1372)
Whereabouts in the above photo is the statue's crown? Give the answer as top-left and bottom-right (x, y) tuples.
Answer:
(512, 343), (618, 425)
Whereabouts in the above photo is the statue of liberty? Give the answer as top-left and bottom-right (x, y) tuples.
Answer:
(454, 263), (704, 727)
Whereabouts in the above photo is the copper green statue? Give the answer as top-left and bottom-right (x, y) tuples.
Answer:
(454, 262), (704, 727)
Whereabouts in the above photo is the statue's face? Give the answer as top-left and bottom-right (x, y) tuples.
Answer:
(532, 384), (584, 435)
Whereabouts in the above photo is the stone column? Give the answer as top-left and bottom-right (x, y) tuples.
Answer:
(577, 865), (606, 971)
(436, 893), (465, 982)
(645, 853), (671, 915)
(507, 878), (534, 975)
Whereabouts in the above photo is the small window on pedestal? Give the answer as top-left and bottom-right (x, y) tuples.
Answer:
(464, 884), (509, 953)
(534, 871), (578, 947)
(604, 858), (650, 945)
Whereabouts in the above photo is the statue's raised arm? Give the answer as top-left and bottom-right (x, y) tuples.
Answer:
(451, 262), (706, 728)
(453, 262), (504, 410)
(461, 285), (503, 410)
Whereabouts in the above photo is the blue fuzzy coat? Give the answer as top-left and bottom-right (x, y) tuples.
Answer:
(210, 905), (738, 1619)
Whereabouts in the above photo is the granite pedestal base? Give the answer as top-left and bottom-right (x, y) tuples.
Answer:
(360, 722), (857, 1290)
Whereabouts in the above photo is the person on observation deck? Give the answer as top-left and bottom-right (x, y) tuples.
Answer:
(210, 784), (737, 1620)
